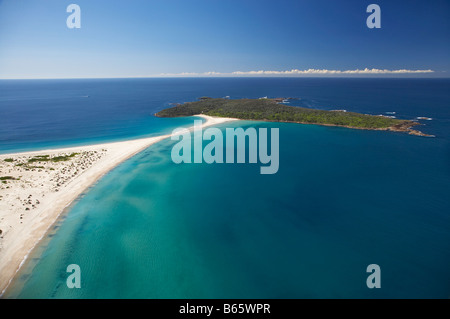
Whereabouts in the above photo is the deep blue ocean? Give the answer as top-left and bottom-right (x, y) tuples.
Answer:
(1, 78), (449, 298)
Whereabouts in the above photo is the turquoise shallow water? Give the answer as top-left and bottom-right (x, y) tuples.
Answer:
(5, 120), (450, 298)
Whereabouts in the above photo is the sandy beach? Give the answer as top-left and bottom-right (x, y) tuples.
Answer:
(0, 115), (237, 296)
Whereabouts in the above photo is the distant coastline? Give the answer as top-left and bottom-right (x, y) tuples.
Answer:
(156, 97), (434, 137)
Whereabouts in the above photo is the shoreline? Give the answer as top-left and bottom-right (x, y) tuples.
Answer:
(158, 115), (434, 137)
(0, 115), (238, 296)
(246, 118), (434, 137)
(155, 97), (434, 137)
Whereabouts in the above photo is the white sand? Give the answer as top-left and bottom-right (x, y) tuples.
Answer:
(0, 115), (237, 295)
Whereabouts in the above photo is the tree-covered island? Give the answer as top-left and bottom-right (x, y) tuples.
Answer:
(155, 97), (432, 136)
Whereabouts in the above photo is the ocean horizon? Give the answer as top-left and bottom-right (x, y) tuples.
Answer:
(1, 78), (449, 298)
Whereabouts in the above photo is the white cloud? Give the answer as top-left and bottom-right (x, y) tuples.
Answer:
(160, 68), (434, 77)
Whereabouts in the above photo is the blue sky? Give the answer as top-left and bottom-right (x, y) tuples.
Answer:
(0, 0), (448, 78)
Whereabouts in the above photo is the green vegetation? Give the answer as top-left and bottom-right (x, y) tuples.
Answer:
(0, 176), (18, 181)
(28, 153), (79, 163)
(15, 163), (46, 169)
(0, 176), (16, 180)
(27, 155), (49, 163)
(51, 153), (79, 162)
(156, 98), (417, 130)
(3, 158), (14, 162)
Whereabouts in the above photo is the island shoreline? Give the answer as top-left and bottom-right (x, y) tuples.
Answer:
(155, 98), (434, 137)
(157, 114), (433, 137)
